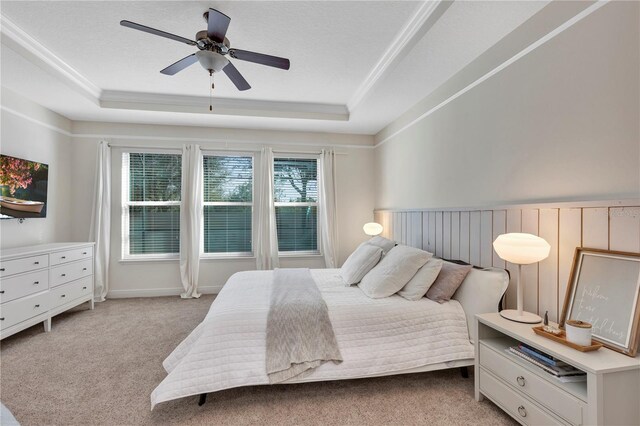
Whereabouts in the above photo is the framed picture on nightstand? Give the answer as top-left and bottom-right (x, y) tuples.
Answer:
(560, 247), (640, 357)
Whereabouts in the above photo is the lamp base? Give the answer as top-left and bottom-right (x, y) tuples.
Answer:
(499, 309), (542, 324)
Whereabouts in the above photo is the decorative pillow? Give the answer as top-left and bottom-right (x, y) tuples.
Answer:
(365, 236), (396, 255)
(426, 261), (473, 303)
(359, 245), (431, 298)
(340, 244), (383, 285)
(397, 258), (444, 301)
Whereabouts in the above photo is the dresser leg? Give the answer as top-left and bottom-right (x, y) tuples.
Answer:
(90, 299), (95, 310)
(43, 317), (51, 332)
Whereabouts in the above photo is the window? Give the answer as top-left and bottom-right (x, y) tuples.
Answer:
(122, 152), (181, 258)
(202, 155), (253, 255)
(273, 157), (319, 254)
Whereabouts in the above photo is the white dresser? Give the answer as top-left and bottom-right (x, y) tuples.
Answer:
(475, 313), (640, 425)
(0, 242), (95, 340)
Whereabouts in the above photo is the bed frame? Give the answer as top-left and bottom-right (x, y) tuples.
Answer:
(195, 264), (509, 407)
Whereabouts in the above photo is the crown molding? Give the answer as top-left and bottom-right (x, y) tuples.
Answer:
(99, 90), (349, 121)
(346, 0), (451, 112)
(0, 13), (102, 103)
(374, 0), (609, 148)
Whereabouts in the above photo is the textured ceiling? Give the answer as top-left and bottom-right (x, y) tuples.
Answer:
(1, 1), (418, 103)
(0, 1), (549, 134)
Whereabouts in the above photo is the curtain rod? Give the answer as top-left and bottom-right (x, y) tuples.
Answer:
(107, 143), (347, 155)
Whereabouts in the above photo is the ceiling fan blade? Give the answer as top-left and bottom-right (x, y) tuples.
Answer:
(229, 49), (290, 70)
(160, 54), (198, 75)
(120, 20), (196, 46)
(207, 8), (231, 43)
(223, 62), (251, 91)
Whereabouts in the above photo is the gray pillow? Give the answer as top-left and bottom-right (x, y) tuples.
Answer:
(366, 236), (396, 255)
(397, 258), (443, 301)
(426, 261), (473, 303)
(359, 245), (431, 298)
(340, 244), (383, 285)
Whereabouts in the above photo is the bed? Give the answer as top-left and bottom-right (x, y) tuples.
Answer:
(151, 265), (508, 408)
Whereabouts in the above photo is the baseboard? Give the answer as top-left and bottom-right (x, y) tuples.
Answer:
(106, 285), (222, 299)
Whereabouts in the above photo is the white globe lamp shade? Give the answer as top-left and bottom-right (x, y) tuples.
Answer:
(363, 222), (383, 236)
(196, 50), (229, 72)
(493, 233), (551, 265)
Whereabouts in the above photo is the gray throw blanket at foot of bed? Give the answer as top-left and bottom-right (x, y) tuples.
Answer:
(266, 268), (343, 383)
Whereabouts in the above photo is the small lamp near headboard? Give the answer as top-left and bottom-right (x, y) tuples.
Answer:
(493, 233), (550, 324)
(363, 222), (383, 236)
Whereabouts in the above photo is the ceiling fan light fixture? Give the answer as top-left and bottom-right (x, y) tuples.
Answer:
(196, 50), (229, 73)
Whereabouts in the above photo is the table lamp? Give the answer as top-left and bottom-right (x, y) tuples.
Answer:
(493, 233), (551, 323)
(363, 222), (383, 236)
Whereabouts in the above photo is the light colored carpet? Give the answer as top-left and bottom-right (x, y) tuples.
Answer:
(1, 296), (516, 425)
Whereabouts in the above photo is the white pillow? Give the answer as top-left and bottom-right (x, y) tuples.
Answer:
(340, 244), (383, 285)
(366, 236), (396, 254)
(397, 258), (443, 301)
(452, 266), (509, 343)
(359, 245), (432, 298)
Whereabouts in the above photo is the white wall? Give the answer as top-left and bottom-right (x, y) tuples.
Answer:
(374, 1), (640, 210)
(70, 121), (375, 297)
(0, 88), (73, 248)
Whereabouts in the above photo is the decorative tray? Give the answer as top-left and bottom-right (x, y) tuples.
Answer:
(532, 326), (603, 352)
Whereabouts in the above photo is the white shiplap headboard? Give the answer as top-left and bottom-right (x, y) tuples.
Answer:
(374, 200), (640, 322)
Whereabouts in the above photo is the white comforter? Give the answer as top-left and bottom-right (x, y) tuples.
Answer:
(151, 269), (474, 407)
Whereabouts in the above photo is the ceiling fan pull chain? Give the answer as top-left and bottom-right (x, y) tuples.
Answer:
(209, 70), (213, 111)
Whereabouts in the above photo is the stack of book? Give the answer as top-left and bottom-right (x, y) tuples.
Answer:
(506, 343), (587, 383)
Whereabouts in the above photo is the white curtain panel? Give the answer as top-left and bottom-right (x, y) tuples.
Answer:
(179, 144), (203, 298)
(319, 149), (339, 268)
(89, 141), (111, 302)
(255, 147), (280, 270)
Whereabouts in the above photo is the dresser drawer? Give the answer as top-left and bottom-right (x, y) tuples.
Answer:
(0, 291), (50, 330)
(50, 277), (92, 309)
(50, 259), (93, 288)
(0, 254), (49, 278)
(479, 344), (584, 425)
(0, 270), (49, 304)
(50, 246), (93, 266)
(480, 368), (564, 426)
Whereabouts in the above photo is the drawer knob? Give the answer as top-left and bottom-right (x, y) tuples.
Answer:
(35, 304), (40, 308)
(61, 294), (66, 298)
(0, 317), (4, 321)
(83, 268), (87, 271)
(61, 274), (66, 277)
(0, 268), (5, 272)
(34, 261), (40, 265)
(0, 290), (4, 294)
(82, 252), (87, 255)
(82, 286), (87, 290)
(516, 376), (526, 387)
(34, 281), (40, 285)
(61, 256), (66, 259)
(518, 406), (527, 418)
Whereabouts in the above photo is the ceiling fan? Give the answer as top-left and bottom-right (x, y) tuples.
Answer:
(120, 8), (290, 92)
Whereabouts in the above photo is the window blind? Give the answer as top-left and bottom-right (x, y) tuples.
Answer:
(202, 155), (253, 254)
(273, 157), (319, 253)
(124, 153), (181, 256)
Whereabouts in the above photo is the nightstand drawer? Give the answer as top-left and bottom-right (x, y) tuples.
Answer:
(480, 343), (584, 425)
(480, 368), (565, 426)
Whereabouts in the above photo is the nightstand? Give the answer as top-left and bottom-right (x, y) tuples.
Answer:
(475, 313), (640, 425)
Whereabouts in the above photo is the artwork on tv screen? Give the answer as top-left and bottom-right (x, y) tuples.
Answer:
(0, 154), (49, 219)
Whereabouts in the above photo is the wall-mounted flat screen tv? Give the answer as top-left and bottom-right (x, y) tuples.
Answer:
(0, 154), (49, 219)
